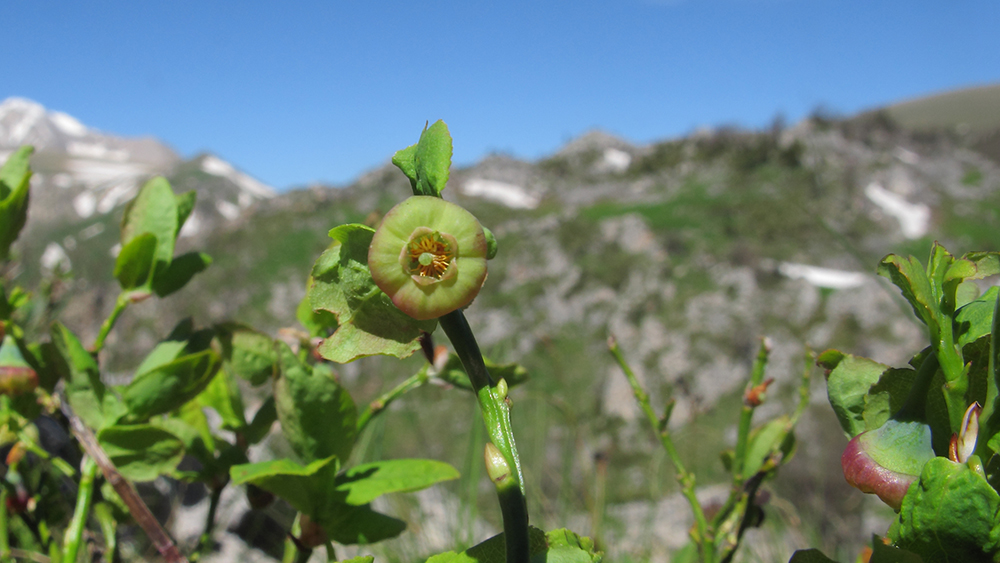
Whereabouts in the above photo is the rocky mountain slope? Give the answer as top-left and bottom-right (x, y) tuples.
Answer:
(5, 93), (1000, 559)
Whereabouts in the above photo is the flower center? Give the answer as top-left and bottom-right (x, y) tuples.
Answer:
(405, 230), (456, 280)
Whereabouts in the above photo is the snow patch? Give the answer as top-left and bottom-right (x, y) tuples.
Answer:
(67, 141), (129, 161)
(602, 148), (632, 172)
(73, 193), (97, 218)
(50, 112), (87, 137)
(201, 155), (275, 200)
(215, 200), (241, 221)
(4, 98), (45, 145)
(778, 263), (867, 290)
(461, 178), (540, 209)
(865, 182), (930, 239)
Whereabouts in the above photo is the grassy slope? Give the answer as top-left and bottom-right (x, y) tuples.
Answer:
(886, 82), (1000, 133)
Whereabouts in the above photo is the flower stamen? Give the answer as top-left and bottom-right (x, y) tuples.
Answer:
(405, 230), (456, 281)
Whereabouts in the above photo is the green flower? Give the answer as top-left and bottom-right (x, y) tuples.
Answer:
(369, 196), (487, 320)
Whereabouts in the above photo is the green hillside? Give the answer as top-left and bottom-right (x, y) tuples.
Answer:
(886, 82), (1000, 133)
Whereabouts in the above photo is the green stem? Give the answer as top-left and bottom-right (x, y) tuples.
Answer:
(15, 430), (75, 477)
(356, 369), (429, 433)
(731, 339), (771, 483)
(93, 503), (117, 563)
(608, 335), (713, 563)
(91, 294), (129, 354)
(440, 310), (529, 563)
(63, 456), (98, 563)
(191, 485), (224, 562)
(0, 488), (10, 563)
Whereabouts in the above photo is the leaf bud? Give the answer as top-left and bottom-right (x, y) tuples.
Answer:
(484, 442), (512, 487)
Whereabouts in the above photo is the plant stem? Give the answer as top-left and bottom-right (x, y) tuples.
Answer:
(63, 456), (98, 563)
(732, 338), (771, 483)
(191, 485), (224, 562)
(0, 488), (10, 563)
(63, 406), (189, 563)
(608, 335), (714, 563)
(93, 503), (117, 563)
(356, 369), (429, 433)
(91, 294), (129, 354)
(440, 310), (529, 563)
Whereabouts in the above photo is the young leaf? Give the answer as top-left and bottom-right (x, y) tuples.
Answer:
(97, 424), (185, 481)
(309, 224), (436, 362)
(392, 143), (419, 191)
(955, 286), (999, 348)
(120, 177), (179, 273)
(414, 120), (452, 196)
(122, 349), (221, 420)
(0, 146), (34, 261)
(151, 251), (212, 297)
(334, 459), (460, 505)
(113, 232), (157, 290)
(274, 343), (357, 462)
(877, 254), (936, 329)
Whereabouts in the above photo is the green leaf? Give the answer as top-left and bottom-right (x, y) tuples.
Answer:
(890, 457), (1000, 561)
(858, 420), (935, 478)
(741, 416), (796, 477)
(230, 456), (339, 517)
(392, 143), (419, 192)
(244, 396), (277, 445)
(787, 550), (840, 563)
(274, 343), (357, 462)
(120, 177), (179, 273)
(50, 323), (123, 429)
(414, 120), (452, 196)
(425, 528), (598, 563)
(339, 557), (375, 563)
(122, 349), (221, 420)
(869, 536), (925, 563)
(863, 367), (918, 430)
(820, 349), (889, 437)
(197, 368), (246, 431)
(323, 503), (407, 545)
(877, 254), (936, 329)
(152, 251), (212, 297)
(174, 190), (197, 235)
(215, 323), (276, 385)
(963, 251), (1000, 280)
(955, 286), (999, 348)
(297, 292), (338, 337)
(335, 459), (460, 505)
(308, 224), (436, 363)
(0, 146), (34, 261)
(113, 232), (157, 290)
(97, 424), (185, 481)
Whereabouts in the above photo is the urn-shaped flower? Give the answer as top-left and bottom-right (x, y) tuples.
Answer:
(368, 196), (488, 320)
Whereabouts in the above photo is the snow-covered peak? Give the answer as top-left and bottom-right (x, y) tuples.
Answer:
(0, 97), (86, 149)
(200, 155), (275, 200)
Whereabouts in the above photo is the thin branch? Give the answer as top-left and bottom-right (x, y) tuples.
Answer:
(63, 405), (189, 563)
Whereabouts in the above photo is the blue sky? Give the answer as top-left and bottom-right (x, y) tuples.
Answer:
(4, 1), (999, 190)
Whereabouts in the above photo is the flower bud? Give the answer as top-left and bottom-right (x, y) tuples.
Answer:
(369, 196), (488, 320)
